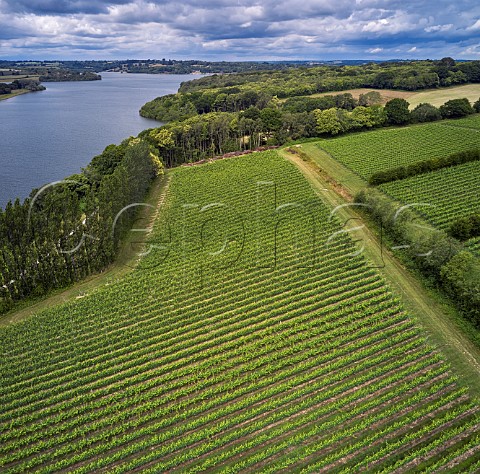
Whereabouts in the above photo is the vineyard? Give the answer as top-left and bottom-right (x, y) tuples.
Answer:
(467, 237), (480, 258)
(317, 121), (480, 179)
(378, 160), (480, 230)
(437, 113), (480, 130)
(1, 151), (479, 472)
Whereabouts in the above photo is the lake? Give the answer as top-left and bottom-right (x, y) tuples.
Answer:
(0, 72), (200, 209)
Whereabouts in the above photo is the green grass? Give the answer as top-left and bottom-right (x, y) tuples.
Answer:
(1, 151), (478, 472)
(316, 120), (480, 180)
(0, 75), (40, 82)
(378, 160), (480, 230)
(408, 83), (480, 109)
(0, 89), (30, 101)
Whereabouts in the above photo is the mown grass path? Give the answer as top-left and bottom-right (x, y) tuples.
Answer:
(280, 145), (480, 395)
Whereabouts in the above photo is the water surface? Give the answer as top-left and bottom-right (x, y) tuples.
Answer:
(0, 72), (197, 208)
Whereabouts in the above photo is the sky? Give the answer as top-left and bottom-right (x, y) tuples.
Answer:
(0, 0), (479, 60)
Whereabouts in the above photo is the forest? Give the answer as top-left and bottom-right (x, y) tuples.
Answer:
(141, 58), (480, 122)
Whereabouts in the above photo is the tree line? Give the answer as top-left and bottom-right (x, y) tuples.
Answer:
(0, 79), (45, 95)
(0, 139), (162, 313)
(137, 93), (480, 172)
(355, 188), (480, 328)
(369, 149), (480, 185)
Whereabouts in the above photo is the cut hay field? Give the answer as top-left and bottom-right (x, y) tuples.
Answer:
(1, 151), (479, 472)
(408, 84), (480, 109)
(0, 75), (40, 82)
(286, 83), (480, 109)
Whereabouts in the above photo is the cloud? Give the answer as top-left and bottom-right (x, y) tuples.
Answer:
(0, 0), (479, 59)
(462, 44), (480, 56)
(424, 24), (453, 33)
(2, 0), (132, 15)
(466, 19), (480, 31)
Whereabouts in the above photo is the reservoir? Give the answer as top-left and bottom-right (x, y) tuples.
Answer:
(0, 72), (198, 208)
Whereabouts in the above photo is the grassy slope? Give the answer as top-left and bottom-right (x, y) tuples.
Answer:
(0, 89), (31, 101)
(285, 143), (480, 394)
(1, 151), (479, 472)
(284, 84), (480, 108)
(408, 84), (480, 108)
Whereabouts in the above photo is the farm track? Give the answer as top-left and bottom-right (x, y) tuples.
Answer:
(282, 147), (480, 391)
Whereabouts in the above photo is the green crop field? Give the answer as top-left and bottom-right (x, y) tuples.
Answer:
(1, 151), (479, 473)
(467, 237), (480, 258)
(437, 113), (480, 131)
(378, 160), (480, 231)
(317, 121), (480, 180)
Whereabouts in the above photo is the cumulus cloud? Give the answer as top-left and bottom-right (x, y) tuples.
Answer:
(0, 0), (479, 59)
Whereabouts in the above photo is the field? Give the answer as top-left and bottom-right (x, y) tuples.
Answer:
(316, 121), (480, 180)
(0, 75), (40, 82)
(437, 113), (480, 130)
(408, 84), (480, 109)
(379, 160), (480, 230)
(467, 237), (480, 258)
(1, 151), (479, 472)
(0, 89), (30, 101)
(288, 84), (480, 109)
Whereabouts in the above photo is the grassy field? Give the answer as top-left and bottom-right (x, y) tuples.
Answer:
(379, 160), (480, 231)
(1, 151), (479, 472)
(0, 75), (40, 82)
(0, 89), (31, 101)
(408, 84), (480, 108)
(316, 120), (480, 180)
(284, 84), (480, 108)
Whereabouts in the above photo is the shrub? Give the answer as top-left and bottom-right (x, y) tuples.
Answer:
(410, 103), (442, 123)
(439, 98), (474, 118)
(449, 214), (480, 240)
(473, 98), (480, 113)
(385, 98), (410, 125)
(441, 251), (480, 326)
